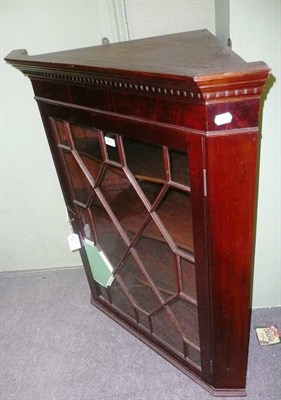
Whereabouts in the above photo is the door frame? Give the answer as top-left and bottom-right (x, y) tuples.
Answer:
(97, 0), (129, 43)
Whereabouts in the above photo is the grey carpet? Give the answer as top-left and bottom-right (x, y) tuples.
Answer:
(0, 267), (280, 400)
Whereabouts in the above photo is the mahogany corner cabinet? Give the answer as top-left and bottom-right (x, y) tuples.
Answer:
(6, 30), (270, 396)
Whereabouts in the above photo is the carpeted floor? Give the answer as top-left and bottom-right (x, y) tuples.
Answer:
(0, 267), (280, 400)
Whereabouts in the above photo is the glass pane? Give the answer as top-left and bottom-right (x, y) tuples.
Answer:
(104, 132), (121, 163)
(90, 196), (128, 269)
(152, 307), (184, 355)
(169, 149), (190, 186)
(156, 188), (193, 253)
(109, 279), (136, 320)
(117, 254), (161, 313)
(185, 344), (201, 367)
(53, 119), (71, 147)
(63, 152), (93, 204)
(137, 180), (164, 206)
(137, 311), (151, 331)
(181, 257), (197, 300)
(100, 166), (148, 241)
(123, 137), (166, 181)
(80, 154), (102, 183)
(71, 125), (103, 161)
(134, 218), (178, 301)
(98, 284), (110, 302)
(77, 207), (95, 242)
(169, 299), (200, 347)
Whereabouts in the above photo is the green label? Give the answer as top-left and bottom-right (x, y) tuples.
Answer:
(84, 239), (114, 288)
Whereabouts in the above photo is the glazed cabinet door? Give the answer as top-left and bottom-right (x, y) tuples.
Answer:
(38, 103), (211, 384)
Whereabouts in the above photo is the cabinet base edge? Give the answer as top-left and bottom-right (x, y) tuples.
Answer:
(90, 296), (247, 397)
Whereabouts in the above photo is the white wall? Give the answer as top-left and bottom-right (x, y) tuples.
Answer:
(0, 1), (121, 271)
(125, 0), (215, 39)
(229, 0), (281, 307)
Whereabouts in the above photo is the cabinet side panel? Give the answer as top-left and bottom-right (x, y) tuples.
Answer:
(206, 132), (258, 389)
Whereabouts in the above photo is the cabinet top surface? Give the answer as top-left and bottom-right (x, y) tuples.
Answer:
(5, 29), (268, 80)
